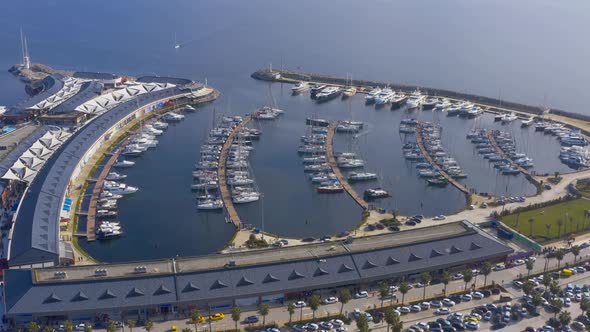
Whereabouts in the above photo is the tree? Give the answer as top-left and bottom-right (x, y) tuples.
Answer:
(558, 219), (564, 239)
(384, 307), (402, 332)
(356, 314), (369, 332)
(441, 271), (451, 295)
(481, 262), (492, 287)
(420, 272), (432, 300)
(190, 308), (201, 332)
(528, 218), (535, 237)
(542, 273), (553, 289)
(581, 297), (590, 316)
(339, 288), (351, 314)
(551, 298), (563, 318)
(379, 281), (390, 307)
(550, 280), (561, 296)
(144, 321), (154, 332)
(43, 327), (53, 332)
(558, 310), (572, 327)
(555, 249), (566, 269)
(126, 320), (135, 332)
(309, 295), (321, 320)
(231, 306), (242, 331)
(571, 245), (581, 264)
(522, 280), (535, 296)
(182, 329), (192, 332)
(545, 224), (551, 237)
(106, 321), (117, 332)
(526, 259), (535, 277)
(287, 303), (296, 324)
(63, 321), (74, 332)
(259, 303), (270, 327)
(463, 269), (473, 291)
(27, 322), (40, 332)
(532, 293), (543, 308)
(399, 282), (411, 305)
(83, 324), (92, 332)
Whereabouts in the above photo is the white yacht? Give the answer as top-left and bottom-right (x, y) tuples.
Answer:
(162, 112), (185, 122)
(106, 172), (127, 181)
(406, 89), (425, 109)
(365, 88), (382, 103)
(103, 182), (139, 195)
(501, 113), (517, 123)
(152, 121), (168, 130)
(521, 117), (534, 127)
(227, 177), (255, 185)
(374, 88), (395, 105)
(183, 105), (197, 112)
(191, 181), (218, 190)
(113, 160), (135, 168)
(348, 172), (378, 181)
(291, 82), (310, 93)
(197, 198), (224, 210)
(233, 192), (261, 204)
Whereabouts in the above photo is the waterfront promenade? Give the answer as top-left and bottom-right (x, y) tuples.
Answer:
(218, 114), (253, 227)
(326, 123), (369, 209)
(415, 124), (470, 195)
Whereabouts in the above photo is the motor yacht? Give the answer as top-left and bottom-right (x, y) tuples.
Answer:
(106, 172), (127, 181)
(364, 188), (389, 199)
(310, 85), (327, 99)
(390, 94), (408, 109)
(316, 86), (342, 102)
(162, 112), (185, 122)
(232, 192), (261, 204)
(183, 105), (197, 112)
(197, 198), (224, 210)
(365, 87), (382, 103)
(152, 121), (168, 130)
(348, 172), (378, 181)
(113, 160), (135, 168)
(291, 81), (310, 94)
(374, 88), (395, 105)
(342, 86), (357, 97)
(317, 183), (344, 193)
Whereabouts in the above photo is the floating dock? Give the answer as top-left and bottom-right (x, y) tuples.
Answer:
(86, 145), (124, 241)
(415, 124), (470, 195)
(486, 130), (539, 186)
(218, 115), (253, 227)
(326, 123), (369, 209)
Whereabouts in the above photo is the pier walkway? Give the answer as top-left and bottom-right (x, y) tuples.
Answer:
(218, 115), (253, 227)
(487, 130), (540, 185)
(86, 145), (124, 241)
(415, 124), (470, 195)
(326, 123), (369, 209)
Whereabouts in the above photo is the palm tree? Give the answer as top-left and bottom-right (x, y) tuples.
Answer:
(309, 295), (321, 320)
(384, 307), (402, 332)
(551, 298), (563, 318)
(528, 218), (535, 237)
(558, 310), (571, 327)
(126, 320), (135, 332)
(287, 303), (296, 324)
(43, 327), (53, 332)
(182, 329), (192, 332)
(63, 321), (74, 332)
(532, 293), (543, 308)
(190, 308), (201, 332)
(555, 248), (566, 269)
(390, 313), (403, 332)
(420, 272), (432, 300)
(550, 280), (561, 296)
(441, 271), (451, 295)
(571, 245), (581, 264)
(558, 219), (564, 239)
(481, 262), (492, 287)
(379, 281), (390, 307)
(231, 306), (242, 331)
(525, 259), (535, 277)
(83, 325), (93, 332)
(581, 297), (590, 316)
(339, 289), (351, 315)
(399, 282), (410, 305)
(545, 224), (551, 237)
(355, 314), (369, 332)
(383, 307), (394, 332)
(106, 321), (117, 332)
(463, 269), (473, 291)
(259, 303), (270, 328)
(27, 322), (40, 332)
(144, 321), (154, 332)
(542, 273), (553, 289)
(522, 280), (535, 296)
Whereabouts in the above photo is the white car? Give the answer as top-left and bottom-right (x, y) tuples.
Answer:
(430, 300), (442, 307)
(465, 321), (479, 330)
(75, 324), (87, 332)
(331, 319), (344, 327)
(461, 294), (473, 301)
(574, 294), (582, 302)
(564, 297), (572, 307)
(294, 301), (307, 308)
(354, 291), (369, 299)
(527, 257), (536, 262)
(416, 322), (429, 330)
(335, 328), (347, 332)
(410, 305), (422, 312)
(514, 259), (525, 266)
(442, 298), (456, 306)
(420, 301), (431, 309)
(389, 285), (399, 293)
(453, 273), (464, 280)
(435, 307), (451, 315)
(307, 323), (319, 331)
(320, 322), (333, 329)
(472, 291), (484, 300)
(398, 306), (411, 314)
(527, 279), (539, 286)
(513, 281), (523, 288)
(493, 263), (505, 271)
(433, 215), (446, 220)
(323, 297), (339, 304)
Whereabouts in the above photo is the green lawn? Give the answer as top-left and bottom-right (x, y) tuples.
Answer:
(502, 199), (590, 244)
(576, 180), (590, 199)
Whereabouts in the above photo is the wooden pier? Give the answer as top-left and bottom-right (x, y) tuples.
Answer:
(415, 125), (470, 195)
(218, 115), (253, 227)
(326, 123), (369, 209)
(486, 130), (539, 185)
(86, 146), (124, 241)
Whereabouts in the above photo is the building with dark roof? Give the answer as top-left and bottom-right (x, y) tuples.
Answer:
(3, 221), (512, 322)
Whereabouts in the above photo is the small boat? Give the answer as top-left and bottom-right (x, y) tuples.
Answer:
(427, 177), (448, 187)
(521, 117), (534, 127)
(106, 172), (127, 181)
(348, 172), (378, 181)
(191, 181), (218, 190)
(317, 183), (344, 193)
(306, 118), (330, 127)
(197, 198), (224, 210)
(232, 192), (260, 204)
(183, 105), (197, 112)
(342, 86), (357, 98)
(162, 112), (185, 122)
(291, 81), (310, 94)
(113, 160), (135, 168)
(421, 97), (438, 110)
(501, 113), (517, 123)
(152, 121), (168, 130)
(97, 210), (118, 218)
(364, 188), (389, 199)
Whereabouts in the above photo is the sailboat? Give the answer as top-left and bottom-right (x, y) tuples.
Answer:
(342, 73), (357, 98)
(174, 33), (181, 49)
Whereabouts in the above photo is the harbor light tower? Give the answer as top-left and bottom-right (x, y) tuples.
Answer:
(20, 29), (31, 70)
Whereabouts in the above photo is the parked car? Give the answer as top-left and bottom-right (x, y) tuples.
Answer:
(431, 300), (443, 307)
(442, 298), (456, 307)
(354, 291), (369, 299)
(436, 308), (452, 315)
(294, 301), (307, 308)
(323, 296), (338, 304)
(399, 306), (411, 314)
(472, 292), (484, 300)
(243, 316), (259, 324)
(209, 313), (225, 321)
(410, 305), (422, 312)
(453, 273), (464, 280)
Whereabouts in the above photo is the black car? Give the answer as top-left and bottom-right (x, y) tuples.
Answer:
(389, 225), (400, 232)
(490, 322), (506, 330)
(481, 289), (492, 297)
(243, 316), (259, 324)
(405, 220), (417, 226)
(449, 295), (462, 303)
(428, 322), (442, 329)
(452, 322), (465, 331)
(443, 327), (457, 332)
